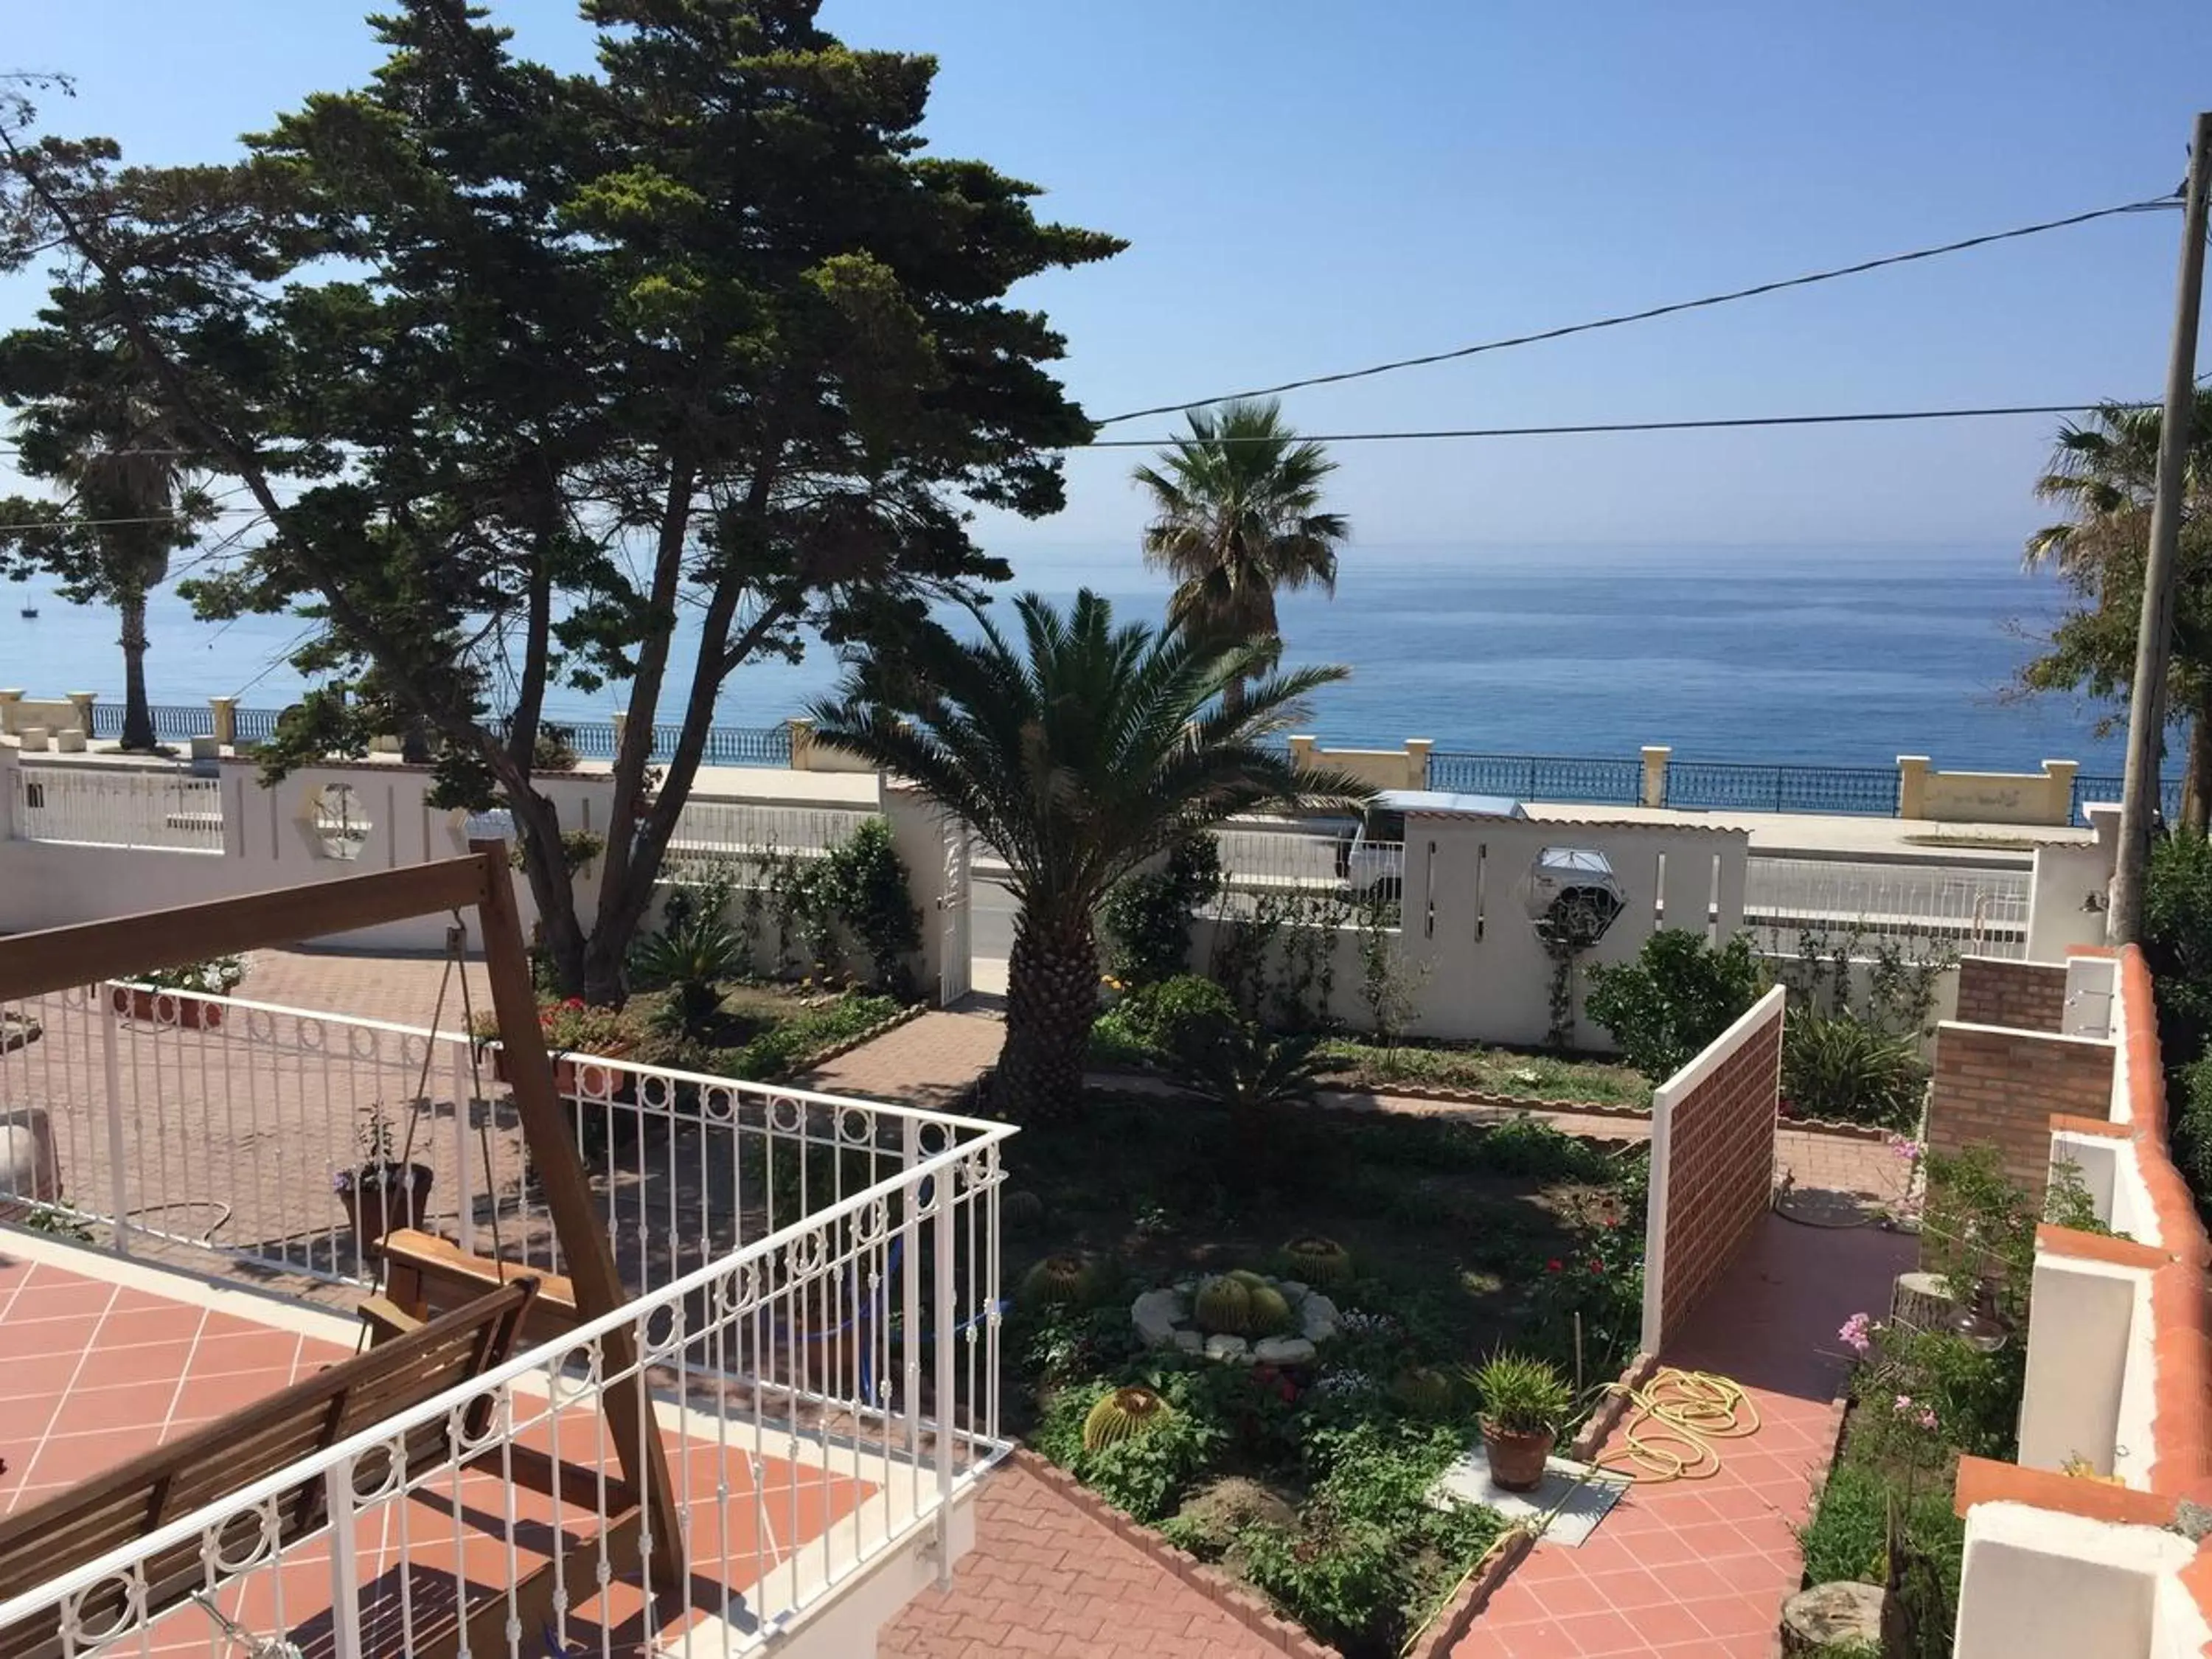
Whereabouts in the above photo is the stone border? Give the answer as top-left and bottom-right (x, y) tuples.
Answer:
(1776, 1106), (1893, 1142)
(790, 998), (925, 1070)
(1329, 1077), (1654, 1121)
(1403, 1524), (1537, 1659)
(1011, 1450), (1343, 1658)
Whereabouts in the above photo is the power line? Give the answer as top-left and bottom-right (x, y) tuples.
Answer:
(1074, 400), (2158, 448)
(1093, 193), (2182, 426)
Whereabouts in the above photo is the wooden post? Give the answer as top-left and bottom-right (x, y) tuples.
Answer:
(467, 841), (687, 1596)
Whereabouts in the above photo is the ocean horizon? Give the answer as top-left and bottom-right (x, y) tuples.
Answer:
(0, 540), (2127, 774)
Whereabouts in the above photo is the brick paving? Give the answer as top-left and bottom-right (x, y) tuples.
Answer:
(796, 1009), (1004, 1113)
(880, 1458), (1266, 1658)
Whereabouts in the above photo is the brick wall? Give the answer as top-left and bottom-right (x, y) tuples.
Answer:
(1954, 956), (2067, 1034)
(1927, 1023), (2114, 1200)
(1644, 987), (1784, 1350)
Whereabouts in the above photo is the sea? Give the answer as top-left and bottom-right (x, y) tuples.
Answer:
(0, 542), (2126, 773)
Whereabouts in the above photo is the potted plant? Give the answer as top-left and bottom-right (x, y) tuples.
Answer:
(1470, 1350), (1573, 1492)
(110, 956), (246, 1029)
(471, 997), (635, 1095)
(332, 1108), (434, 1253)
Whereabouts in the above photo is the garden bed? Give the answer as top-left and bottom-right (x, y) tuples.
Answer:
(620, 981), (907, 1082)
(1312, 1038), (1651, 1111)
(1002, 1088), (1647, 1658)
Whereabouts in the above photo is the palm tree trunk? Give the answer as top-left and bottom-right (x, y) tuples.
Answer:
(997, 908), (1097, 1121)
(117, 589), (156, 751)
(2185, 696), (2212, 835)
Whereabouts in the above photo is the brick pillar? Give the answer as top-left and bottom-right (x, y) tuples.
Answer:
(1927, 1022), (2115, 1201)
(1641, 745), (1672, 809)
(1898, 755), (1931, 819)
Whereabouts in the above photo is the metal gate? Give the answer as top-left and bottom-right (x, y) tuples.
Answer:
(939, 816), (973, 1006)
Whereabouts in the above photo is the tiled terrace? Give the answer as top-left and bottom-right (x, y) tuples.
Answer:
(1455, 1211), (1913, 1658)
(0, 1234), (891, 1657)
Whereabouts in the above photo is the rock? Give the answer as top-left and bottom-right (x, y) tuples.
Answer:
(1278, 1281), (1310, 1300)
(1253, 1337), (1318, 1366)
(1204, 1334), (1250, 1363)
(1300, 1293), (1339, 1343)
(1172, 1329), (1205, 1354)
(1132, 1288), (1185, 1349)
(1781, 1582), (1885, 1655)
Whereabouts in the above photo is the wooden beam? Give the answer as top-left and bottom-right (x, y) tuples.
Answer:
(468, 840), (688, 1596)
(0, 856), (492, 1003)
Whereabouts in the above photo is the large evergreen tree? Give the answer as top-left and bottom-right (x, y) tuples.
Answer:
(0, 4), (1121, 999)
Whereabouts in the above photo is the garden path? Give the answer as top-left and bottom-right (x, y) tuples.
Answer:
(1452, 1212), (1914, 1658)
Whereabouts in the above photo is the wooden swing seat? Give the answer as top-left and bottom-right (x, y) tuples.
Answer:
(0, 1279), (539, 1659)
(370, 1226), (584, 1347)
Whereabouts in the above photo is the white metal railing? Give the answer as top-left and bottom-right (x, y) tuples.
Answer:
(0, 984), (1009, 1310)
(0, 1123), (1009, 1657)
(8, 762), (224, 853)
(1743, 855), (2030, 960)
(1212, 828), (1405, 906)
(669, 801), (875, 862)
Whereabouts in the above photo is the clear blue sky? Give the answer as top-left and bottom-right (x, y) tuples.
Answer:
(5, 0), (2210, 548)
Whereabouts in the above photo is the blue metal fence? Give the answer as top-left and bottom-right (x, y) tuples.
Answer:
(1666, 759), (1901, 816)
(1426, 750), (1644, 805)
(2072, 772), (2183, 824)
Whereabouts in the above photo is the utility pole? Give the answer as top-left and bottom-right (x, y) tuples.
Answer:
(2109, 109), (2212, 945)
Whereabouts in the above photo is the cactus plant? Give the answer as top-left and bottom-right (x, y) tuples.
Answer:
(1082, 1385), (1174, 1452)
(1192, 1274), (1253, 1335)
(1226, 1269), (1271, 1290)
(1279, 1236), (1353, 1286)
(1244, 1284), (1294, 1338)
(1020, 1253), (1093, 1308)
(1002, 1190), (1046, 1229)
(1391, 1365), (1456, 1416)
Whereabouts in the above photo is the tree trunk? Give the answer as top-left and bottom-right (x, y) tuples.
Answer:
(117, 589), (156, 751)
(2185, 699), (2212, 835)
(996, 908), (1098, 1121)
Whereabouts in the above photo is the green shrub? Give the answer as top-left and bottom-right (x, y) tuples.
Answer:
(630, 911), (745, 1034)
(820, 818), (922, 997)
(1784, 1013), (1927, 1128)
(1468, 1351), (1571, 1434)
(2146, 830), (2212, 1063)
(2176, 1054), (2212, 1200)
(1471, 1115), (1618, 1182)
(724, 992), (898, 1080)
(1584, 929), (1764, 1082)
(1033, 1375), (1223, 1523)
(1797, 1459), (1963, 1602)
(1114, 974), (1240, 1064)
(1102, 835), (1222, 988)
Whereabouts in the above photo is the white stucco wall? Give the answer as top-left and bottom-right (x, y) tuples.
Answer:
(1954, 1503), (2195, 1659)
(2018, 1252), (2150, 1479)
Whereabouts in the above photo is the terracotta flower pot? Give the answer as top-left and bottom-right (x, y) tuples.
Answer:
(336, 1161), (435, 1253)
(111, 987), (223, 1029)
(1481, 1420), (1557, 1492)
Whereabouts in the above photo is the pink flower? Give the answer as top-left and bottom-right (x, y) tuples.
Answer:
(1916, 1408), (1938, 1431)
(1892, 1394), (1915, 1415)
(1838, 1312), (1874, 1357)
(1885, 1133), (1924, 1164)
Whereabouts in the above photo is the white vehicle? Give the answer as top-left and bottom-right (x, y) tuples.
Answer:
(1332, 789), (1527, 897)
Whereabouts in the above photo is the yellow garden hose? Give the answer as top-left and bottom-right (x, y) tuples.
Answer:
(1590, 1366), (1761, 1482)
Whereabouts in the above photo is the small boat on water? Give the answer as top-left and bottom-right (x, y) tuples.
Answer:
(18, 606), (35, 619)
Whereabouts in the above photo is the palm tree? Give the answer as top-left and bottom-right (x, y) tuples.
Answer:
(810, 590), (1368, 1121)
(2024, 391), (2212, 831)
(0, 330), (204, 753)
(1133, 398), (1348, 712)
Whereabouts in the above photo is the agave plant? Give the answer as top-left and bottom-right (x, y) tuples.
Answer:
(631, 911), (745, 1034)
(1172, 1023), (1329, 1147)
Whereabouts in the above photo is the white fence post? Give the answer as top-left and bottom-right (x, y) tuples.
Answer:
(324, 1458), (365, 1658)
(933, 1170), (956, 1588)
(97, 984), (132, 1256)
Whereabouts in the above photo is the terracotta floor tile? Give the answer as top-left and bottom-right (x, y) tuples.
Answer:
(1557, 1608), (1650, 1655)
(1684, 1593), (1781, 1639)
(1585, 1565), (1677, 1611)
(91, 1303), (206, 1349)
(49, 1376), (180, 1436)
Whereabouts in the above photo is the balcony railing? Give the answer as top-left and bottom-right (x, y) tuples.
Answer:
(9, 762), (224, 853)
(0, 982), (1011, 1655)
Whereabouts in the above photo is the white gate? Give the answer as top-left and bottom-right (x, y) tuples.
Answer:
(939, 815), (973, 1006)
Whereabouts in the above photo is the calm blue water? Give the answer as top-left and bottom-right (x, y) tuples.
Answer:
(0, 542), (2121, 773)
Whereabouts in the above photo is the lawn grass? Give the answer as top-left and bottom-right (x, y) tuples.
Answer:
(1313, 1037), (1651, 1110)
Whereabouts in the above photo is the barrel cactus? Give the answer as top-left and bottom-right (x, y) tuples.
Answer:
(1391, 1365), (1456, 1415)
(1192, 1274), (1253, 1336)
(1020, 1253), (1093, 1308)
(1279, 1236), (1353, 1287)
(1002, 1190), (1046, 1229)
(1244, 1284), (1294, 1338)
(1082, 1385), (1174, 1452)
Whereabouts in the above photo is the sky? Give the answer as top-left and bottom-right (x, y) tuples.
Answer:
(2, 0), (2210, 550)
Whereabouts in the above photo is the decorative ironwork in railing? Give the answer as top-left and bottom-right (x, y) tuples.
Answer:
(1665, 759), (1901, 816)
(1425, 750), (1644, 805)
